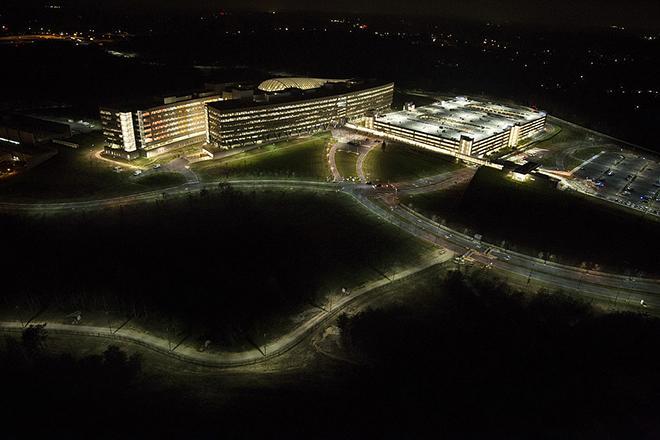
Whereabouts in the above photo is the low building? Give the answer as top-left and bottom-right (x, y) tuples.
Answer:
(372, 96), (546, 159)
(0, 113), (72, 146)
(100, 91), (224, 160)
(206, 78), (394, 149)
(511, 161), (540, 181)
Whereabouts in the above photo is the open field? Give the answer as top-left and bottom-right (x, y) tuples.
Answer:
(192, 133), (331, 181)
(364, 141), (462, 183)
(5, 269), (660, 438)
(0, 142), (186, 202)
(403, 167), (660, 274)
(1, 187), (433, 350)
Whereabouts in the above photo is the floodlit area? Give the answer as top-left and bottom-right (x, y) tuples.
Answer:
(573, 151), (660, 215)
(372, 96), (546, 159)
(377, 97), (544, 142)
(502, 118), (660, 217)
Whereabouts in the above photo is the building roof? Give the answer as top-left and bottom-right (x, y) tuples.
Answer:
(100, 90), (222, 112)
(257, 77), (348, 92)
(0, 113), (71, 134)
(375, 97), (546, 143)
(209, 79), (393, 112)
(513, 161), (540, 175)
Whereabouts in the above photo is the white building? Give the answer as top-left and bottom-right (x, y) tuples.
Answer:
(372, 96), (546, 159)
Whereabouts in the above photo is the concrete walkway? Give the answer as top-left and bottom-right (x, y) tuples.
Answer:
(356, 143), (377, 183)
(0, 252), (452, 368)
(327, 139), (342, 181)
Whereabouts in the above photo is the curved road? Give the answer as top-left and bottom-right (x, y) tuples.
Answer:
(2, 175), (658, 299)
(1, 151), (659, 367)
(0, 252), (449, 368)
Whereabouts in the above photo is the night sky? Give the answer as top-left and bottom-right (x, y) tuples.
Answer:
(225, 0), (660, 29)
(6, 0), (660, 29)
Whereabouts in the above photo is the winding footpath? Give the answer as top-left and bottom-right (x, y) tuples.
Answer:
(1, 143), (659, 367)
(0, 252), (450, 368)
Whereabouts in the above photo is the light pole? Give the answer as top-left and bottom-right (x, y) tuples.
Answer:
(106, 310), (112, 334)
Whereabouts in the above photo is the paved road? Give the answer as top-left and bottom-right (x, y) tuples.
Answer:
(1, 176), (658, 298)
(345, 187), (660, 307)
(330, 127), (382, 183)
(165, 157), (199, 184)
(0, 252), (451, 368)
(327, 138), (342, 181)
(356, 143), (377, 183)
(1, 167), (659, 366)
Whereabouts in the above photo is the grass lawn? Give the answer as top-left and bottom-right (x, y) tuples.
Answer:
(135, 172), (187, 187)
(192, 133), (331, 181)
(335, 149), (359, 179)
(557, 146), (606, 171)
(533, 122), (583, 147)
(127, 144), (203, 168)
(573, 146), (604, 161)
(364, 141), (461, 183)
(1, 188), (434, 349)
(0, 143), (185, 202)
(404, 167), (660, 274)
(528, 121), (602, 168)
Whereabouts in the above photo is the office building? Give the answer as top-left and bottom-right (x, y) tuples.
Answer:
(206, 78), (394, 149)
(100, 92), (223, 160)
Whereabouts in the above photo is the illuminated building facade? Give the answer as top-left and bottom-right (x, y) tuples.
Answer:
(206, 79), (394, 149)
(100, 92), (223, 160)
(371, 97), (546, 159)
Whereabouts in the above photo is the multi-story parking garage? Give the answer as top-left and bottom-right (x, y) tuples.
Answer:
(206, 78), (394, 149)
(371, 97), (546, 159)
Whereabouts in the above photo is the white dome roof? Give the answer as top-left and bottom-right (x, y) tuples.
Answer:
(257, 77), (347, 92)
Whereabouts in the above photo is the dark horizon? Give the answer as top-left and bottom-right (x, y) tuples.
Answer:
(4, 0), (660, 31)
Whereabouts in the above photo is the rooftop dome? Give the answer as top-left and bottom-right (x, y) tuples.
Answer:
(257, 77), (347, 92)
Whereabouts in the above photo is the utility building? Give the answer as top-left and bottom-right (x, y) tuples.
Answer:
(206, 78), (394, 149)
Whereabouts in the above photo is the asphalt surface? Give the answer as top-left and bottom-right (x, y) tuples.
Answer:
(356, 192), (660, 308)
(2, 177), (658, 368)
(1, 174), (657, 302)
(0, 252), (451, 368)
(573, 151), (660, 216)
(2, 137), (660, 367)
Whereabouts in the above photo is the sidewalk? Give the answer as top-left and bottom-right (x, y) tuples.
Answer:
(0, 252), (451, 368)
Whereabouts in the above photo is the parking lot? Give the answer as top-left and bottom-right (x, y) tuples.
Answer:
(573, 151), (660, 216)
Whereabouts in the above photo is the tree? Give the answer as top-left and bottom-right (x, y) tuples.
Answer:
(103, 345), (127, 369)
(22, 325), (47, 354)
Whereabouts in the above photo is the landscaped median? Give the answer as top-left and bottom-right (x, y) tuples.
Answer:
(363, 140), (461, 183)
(192, 132), (333, 181)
